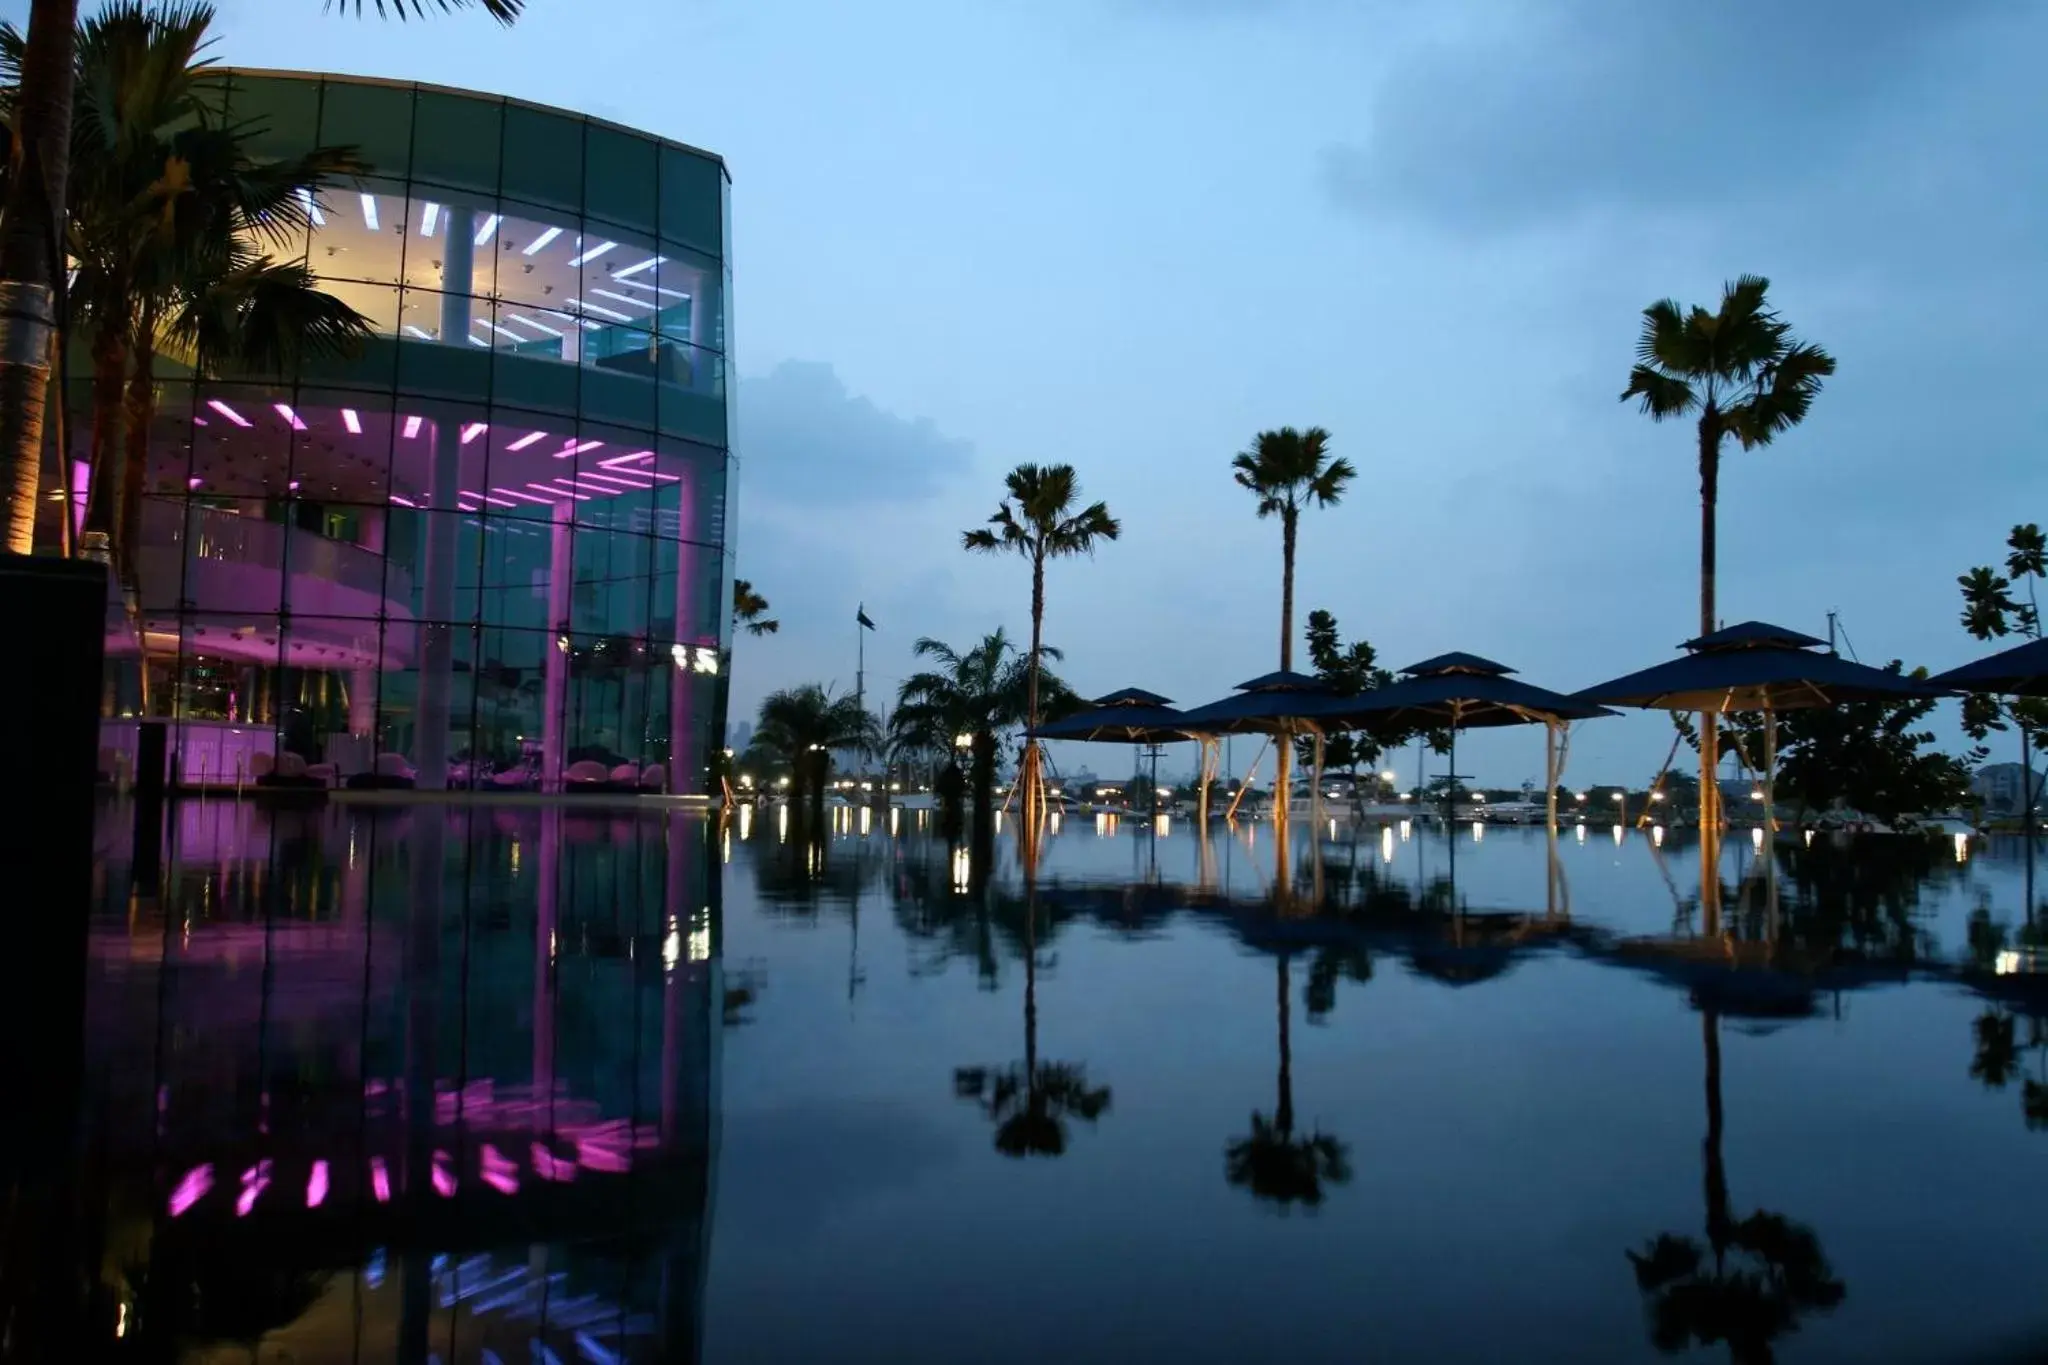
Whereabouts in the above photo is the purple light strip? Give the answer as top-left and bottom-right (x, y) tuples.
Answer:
(432, 1150), (456, 1198)
(575, 471), (654, 491)
(206, 400), (252, 428)
(507, 429), (548, 451)
(554, 438), (604, 459)
(273, 403), (307, 431)
(341, 408), (362, 434)
(391, 494), (419, 508)
(403, 415), (424, 439)
(480, 1143), (519, 1195)
(461, 422), (488, 444)
(235, 1159), (273, 1217)
(370, 1156), (391, 1203)
(463, 489), (521, 508)
(527, 482), (590, 502)
(307, 1160), (329, 1208)
(491, 487), (558, 506)
(598, 451), (654, 470)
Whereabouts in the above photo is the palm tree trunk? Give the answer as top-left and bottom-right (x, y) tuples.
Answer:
(1276, 507), (1298, 831)
(1702, 1007), (1730, 1269)
(0, 0), (79, 556)
(969, 731), (997, 854)
(1023, 550), (1046, 826)
(120, 325), (157, 585)
(1275, 953), (1293, 1139)
(1697, 415), (1721, 910)
(83, 325), (127, 539)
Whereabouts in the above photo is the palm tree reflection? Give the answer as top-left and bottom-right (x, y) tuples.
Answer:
(953, 890), (1110, 1157)
(1226, 955), (1350, 1209)
(1627, 1011), (1844, 1362)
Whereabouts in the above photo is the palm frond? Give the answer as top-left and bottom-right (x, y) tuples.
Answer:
(1619, 364), (1697, 419)
(327, 0), (523, 22)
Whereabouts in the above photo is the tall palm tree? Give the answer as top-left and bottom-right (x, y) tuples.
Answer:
(962, 463), (1119, 831)
(732, 578), (779, 636)
(1627, 1009), (1845, 1362)
(1621, 276), (1835, 843)
(1226, 952), (1350, 1207)
(891, 629), (1076, 853)
(954, 888), (1110, 1156)
(754, 683), (878, 814)
(0, 0), (520, 557)
(1231, 426), (1355, 821)
(9, 3), (371, 577)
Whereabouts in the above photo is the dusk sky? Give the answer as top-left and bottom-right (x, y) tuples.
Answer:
(43, 0), (2048, 784)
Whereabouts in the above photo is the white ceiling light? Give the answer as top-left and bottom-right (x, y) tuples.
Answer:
(523, 226), (563, 256)
(296, 187), (325, 226)
(360, 194), (380, 231)
(474, 213), (501, 246)
(613, 255), (663, 279)
(588, 288), (655, 310)
(568, 297), (634, 322)
(420, 202), (441, 238)
(504, 313), (564, 339)
(568, 240), (616, 268)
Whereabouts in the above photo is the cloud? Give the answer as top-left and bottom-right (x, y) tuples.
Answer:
(736, 360), (974, 507)
(1321, 0), (2008, 232)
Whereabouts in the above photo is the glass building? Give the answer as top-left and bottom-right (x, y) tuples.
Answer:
(84, 71), (734, 795)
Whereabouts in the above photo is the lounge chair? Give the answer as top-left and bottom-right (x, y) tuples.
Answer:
(564, 759), (613, 793)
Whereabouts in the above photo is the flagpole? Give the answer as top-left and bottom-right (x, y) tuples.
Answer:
(856, 603), (865, 770)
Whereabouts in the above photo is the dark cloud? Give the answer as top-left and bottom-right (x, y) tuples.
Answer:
(736, 360), (974, 506)
(1323, 0), (2004, 231)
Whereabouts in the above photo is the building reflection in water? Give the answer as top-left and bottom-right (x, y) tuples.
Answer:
(76, 800), (720, 1363)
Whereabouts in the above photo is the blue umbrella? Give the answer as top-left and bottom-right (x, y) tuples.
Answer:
(1031, 687), (1193, 743)
(1303, 652), (1614, 834)
(1175, 671), (1331, 821)
(1929, 636), (2048, 698)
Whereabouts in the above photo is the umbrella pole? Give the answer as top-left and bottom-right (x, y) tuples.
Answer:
(1545, 719), (1559, 920)
(1764, 707), (1779, 941)
(1225, 737), (1269, 822)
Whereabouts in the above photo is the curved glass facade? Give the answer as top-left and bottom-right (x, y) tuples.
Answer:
(86, 71), (734, 794)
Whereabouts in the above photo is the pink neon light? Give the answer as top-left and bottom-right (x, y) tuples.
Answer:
(341, 408), (362, 434)
(431, 1151), (457, 1198)
(402, 415), (424, 439)
(532, 1143), (576, 1182)
(369, 1156), (391, 1203)
(577, 471), (654, 490)
(491, 486), (558, 506)
(463, 490), (520, 508)
(289, 479), (301, 492)
(207, 400), (252, 428)
(390, 494), (419, 508)
(480, 1144), (518, 1195)
(307, 1160), (329, 1208)
(273, 403), (307, 431)
(192, 415), (209, 427)
(461, 422), (488, 445)
(507, 429), (548, 451)
(187, 477), (202, 490)
(168, 1164), (214, 1217)
(235, 1160), (272, 1217)
(527, 482), (589, 502)
(553, 438), (604, 458)
(596, 451), (654, 470)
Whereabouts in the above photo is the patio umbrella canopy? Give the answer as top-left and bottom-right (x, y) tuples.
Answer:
(1031, 687), (1194, 743)
(1929, 636), (2048, 697)
(1574, 622), (1946, 713)
(1303, 653), (1612, 838)
(1173, 671), (1330, 735)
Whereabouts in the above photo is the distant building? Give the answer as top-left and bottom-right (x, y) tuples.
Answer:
(1972, 762), (2041, 814)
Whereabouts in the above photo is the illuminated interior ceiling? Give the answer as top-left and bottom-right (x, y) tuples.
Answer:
(150, 399), (682, 518)
(304, 189), (700, 350)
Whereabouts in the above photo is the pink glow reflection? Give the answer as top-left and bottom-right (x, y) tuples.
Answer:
(553, 438), (604, 458)
(507, 429), (548, 451)
(341, 407), (362, 434)
(369, 1156), (390, 1203)
(461, 422), (488, 445)
(402, 415), (423, 438)
(531, 1143), (576, 1182)
(480, 1144), (518, 1195)
(307, 1160), (329, 1208)
(167, 1164), (213, 1217)
(273, 403), (307, 431)
(431, 1150), (456, 1197)
(235, 1159), (272, 1217)
(206, 400), (252, 428)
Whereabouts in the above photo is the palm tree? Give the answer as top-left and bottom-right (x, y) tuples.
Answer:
(1225, 954), (1350, 1208)
(754, 683), (878, 814)
(1627, 1009), (1845, 1362)
(8, 3), (371, 577)
(891, 629), (1076, 853)
(0, 0), (519, 558)
(962, 463), (1119, 831)
(1231, 427), (1355, 822)
(1621, 276), (1835, 842)
(954, 888), (1110, 1156)
(733, 578), (779, 636)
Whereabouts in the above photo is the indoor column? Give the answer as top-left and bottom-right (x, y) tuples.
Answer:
(540, 501), (572, 792)
(412, 207), (476, 790)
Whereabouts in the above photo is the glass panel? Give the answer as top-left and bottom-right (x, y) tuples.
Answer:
(501, 104), (585, 214)
(472, 626), (548, 783)
(585, 124), (656, 231)
(317, 80), (417, 182)
(659, 144), (724, 256)
(309, 177), (408, 286)
(411, 89), (505, 196)
(224, 73), (320, 163)
(398, 192), (496, 301)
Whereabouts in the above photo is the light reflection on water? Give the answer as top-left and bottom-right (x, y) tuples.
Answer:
(41, 803), (2048, 1363)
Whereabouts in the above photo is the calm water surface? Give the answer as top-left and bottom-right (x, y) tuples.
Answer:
(46, 802), (2048, 1362)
